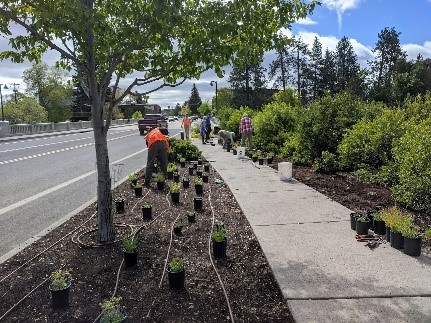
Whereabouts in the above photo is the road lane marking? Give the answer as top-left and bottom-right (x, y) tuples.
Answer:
(0, 147), (148, 216)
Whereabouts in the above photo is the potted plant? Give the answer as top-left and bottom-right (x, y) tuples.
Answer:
(128, 172), (138, 188)
(232, 144), (238, 155)
(168, 256), (185, 291)
(49, 268), (72, 309)
(202, 172), (209, 183)
(114, 197), (125, 213)
(169, 182), (181, 203)
(372, 211), (386, 235)
(173, 172), (180, 183)
(156, 172), (165, 190)
(212, 227), (227, 259)
(187, 211), (196, 223)
(355, 215), (370, 236)
(141, 202), (152, 219)
(204, 163), (210, 172)
(400, 222), (422, 257)
(99, 296), (126, 323)
(122, 236), (138, 267)
(167, 163), (177, 179)
(173, 222), (183, 236)
(196, 167), (203, 178)
(266, 152), (274, 164)
(383, 207), (410, 249)
(133, 183), (143, 197)
(182, 176), (190, 189)
(350, 212), (360, 231)
(257, 151), (264, 165)
(194, 176), (203, 195)
(197, 158), (203, 165)
(194, 196), (203, 211)
(179, 157), (186, 168)
(188, 165), (194, 176)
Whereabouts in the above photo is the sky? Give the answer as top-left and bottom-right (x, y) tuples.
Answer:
(1, 0), (431, 110)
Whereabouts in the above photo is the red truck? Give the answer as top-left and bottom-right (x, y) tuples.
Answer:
(138, 114), (168, 135)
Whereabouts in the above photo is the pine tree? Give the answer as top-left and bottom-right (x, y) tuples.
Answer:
(335, 37), (362, 95)
(320, 49), (337, 95)
(188, 83), (202, 115)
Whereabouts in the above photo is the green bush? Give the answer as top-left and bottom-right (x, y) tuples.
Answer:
(168, 138), (201, 161)
(392, 118), (431, 212)
(132, 111), (143, 119)
(217, 106), (254, 139)
(296, 92), (364, 165)
(312, 151), (339, 174)
(338, 109), (405, 170)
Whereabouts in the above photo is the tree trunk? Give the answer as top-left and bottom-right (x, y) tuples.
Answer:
(93, 102), (115, 243)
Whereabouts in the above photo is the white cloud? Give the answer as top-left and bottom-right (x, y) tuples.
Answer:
(295, 17), (318, 25)
(321, 0), (363, 30)
(402, 41), (431, 60)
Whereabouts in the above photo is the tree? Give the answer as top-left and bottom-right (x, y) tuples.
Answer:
(3, 97), (48, 124)
(369, 27), (406, 104)
(197, 101), (212, 116)
(0, 0), (315, 243)
(188, 83), (202, 115)
(320, 49), (337, 95)
(334, 37), (362, 95)
(212, 87), (233, 111)
(305, 37), (324, 101)
(23, 62), (72, 122)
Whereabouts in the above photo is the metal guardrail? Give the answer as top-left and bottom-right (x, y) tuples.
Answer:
(0, 119), (137, 138)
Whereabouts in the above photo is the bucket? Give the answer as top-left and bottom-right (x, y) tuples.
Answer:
(180, 131), (184, 140)
(237, 147), (245, 159)
(279, 162), (292, 181)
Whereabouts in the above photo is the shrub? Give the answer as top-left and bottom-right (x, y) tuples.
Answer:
(312, 151), (339, 174)
(392, 118), (431, 212)
(168, 138), (201, 161)
(132, 111), (143, 119)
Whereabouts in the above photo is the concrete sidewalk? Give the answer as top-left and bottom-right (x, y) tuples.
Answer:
(198, 140), (431, 323)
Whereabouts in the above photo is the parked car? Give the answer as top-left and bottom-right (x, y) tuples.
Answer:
(168, 116), (175, 122)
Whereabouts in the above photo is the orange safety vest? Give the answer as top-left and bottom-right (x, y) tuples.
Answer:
(145, 128), (170, 151)
(183, 116), (191, 127)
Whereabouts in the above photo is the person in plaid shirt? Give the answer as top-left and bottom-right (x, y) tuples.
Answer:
(239, 112), (254, 147)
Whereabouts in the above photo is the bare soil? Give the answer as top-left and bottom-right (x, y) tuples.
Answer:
(1, 159), (430, 322)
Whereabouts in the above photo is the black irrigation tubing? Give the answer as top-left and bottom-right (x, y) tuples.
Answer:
(206, 180), (235, 323)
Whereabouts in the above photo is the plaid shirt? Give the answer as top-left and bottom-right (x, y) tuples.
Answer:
(240, 116), (253, 134)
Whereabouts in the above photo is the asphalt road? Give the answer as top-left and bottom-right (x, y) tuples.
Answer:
(0, 122), (182, 262)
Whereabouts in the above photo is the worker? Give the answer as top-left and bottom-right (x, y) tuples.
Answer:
(181, 113), (191, 139)
(144, 127), (170, 187)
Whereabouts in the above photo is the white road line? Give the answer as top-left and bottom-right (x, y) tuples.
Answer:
(0, 147), (148, 216)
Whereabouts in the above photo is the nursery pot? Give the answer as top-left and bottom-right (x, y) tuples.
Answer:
(173, 172), (180, 183)
(115, 200), (125, 213)
(390, 231), (404, 249)
(157, 181), (165, 190)
(188, 167), (194, 176)
(130, 179), (138, 188)
(404, 237), (422, 257)
(350, 213), (360, 231)
(267, 157), (273, 164)
(258, 158), (264, 165)
(195, 184), (203, 195)
(204, 164), (210, 172)
(180, 131), (184, 140)
(193, 162), (198, 169)
(226, 142), (231, 152)
(202, 174), (209, 183)
(187, 213), (196, 223)
(386, 226), (391, 242)
(212, 238), (227, 259)
(196, 169), (203, 178)
(356, 219), (370, 236)
(373, 220), (386, 235)
(123, 250), (138, 267)
(198, 159), (203, 165)
(194, 196), (203, 211)
(134, 186), (143, 197)
(50, 283), (71, 309)
(167, 171), (173, 180)
(182, 178), (190, 189)
(232, 149), (237, 155)
(168, 269), (185, 291)
(142, 206), (152, 220)
(180, 161), (186, 167)
(171, 192), (180, 203)
(174, 226), (182, 236)
(252, 156), (258, 163)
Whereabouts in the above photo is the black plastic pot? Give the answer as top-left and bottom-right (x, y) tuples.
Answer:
(167, 171), (173, 180)
(386, 226), (391, 242)
(252, 156), (258, 163)
(267, 157), (273, 164)
(196, 170), (203, 178)
(182, 178), (189, 189)
(174, 226), (182, 236)
(195, 184), (203, 195)
(157, 181), (164, 190)
(212, 238), (227, 259)
(168, 269), (185, 291)
(115, 200), (125, 213)
(373, 220), (386, 235)
(232, 149), (237, 155)
(204, 164), (210, 172)
(188, 167), (194, 176)
(390, 231), (404, 249)
(134, 186), (143, 197)
(123, 250), (138, 267)
(194, 196), (203, 211)
(173, 172), (180, 183)
(187, 213), (196, 223)
(350, 213), (360, 231)
(356, 219), (370, 235)
(171, 192), (180, 203)
(202, 174), (209, 183)
(50, 283), (71, 309)
(142, 206), (152, 220)
(404, 237), (422, 257)
(180, 161), (186, 167)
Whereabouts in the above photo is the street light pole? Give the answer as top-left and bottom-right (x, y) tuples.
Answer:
(10, 83), (20, 103)
(210, 80), (218, 113)
(0, 83), (7, 121)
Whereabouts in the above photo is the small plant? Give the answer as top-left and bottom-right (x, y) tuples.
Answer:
(169, 256), (184, 273)
(212, 227), (226, 242)
(167, 163), (178, 173)
(99, 296), (125, 323)
(424, 228), (431, 241)
(356, 215), (369, 222)
(128, 173), (138, 183)
(115, 196), (124, 203)
(179, 157), (186, 163)
(156, 172), (165, 183)
(174, 221), (182, 229)
(134, 183), (142, 189)
(50, 268), (72, 291)
(401, 224), (421, 239)
(371, 211), (383, 221)
(142, 202), (151, 208)
(169, 182), (181, 193)
(122, 236), (138, 253)
(193, 176), (203, 185)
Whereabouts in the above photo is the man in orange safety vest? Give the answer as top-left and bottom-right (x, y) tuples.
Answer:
(181, 113), (191, 139)
(144, 127), (170, 186)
